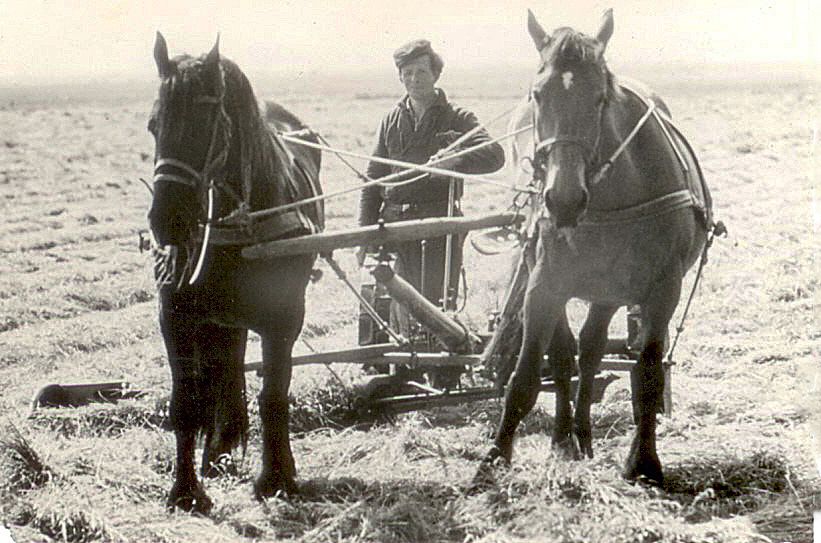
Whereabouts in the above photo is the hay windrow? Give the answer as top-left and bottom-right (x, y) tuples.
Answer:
(663, 448), (794, 521)
(0, 423), (56, 494)
(28, 396), (169, 438)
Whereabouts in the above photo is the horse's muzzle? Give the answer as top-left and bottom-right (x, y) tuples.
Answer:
(544, 187), (588, 228)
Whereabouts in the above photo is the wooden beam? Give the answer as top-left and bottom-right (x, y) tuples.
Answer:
(243, 347), (637, 373)
(374, 352), (479, 367)
(242, 212), (522, 259)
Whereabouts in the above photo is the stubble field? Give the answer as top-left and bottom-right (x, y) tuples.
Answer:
(0, 65), (818, 542)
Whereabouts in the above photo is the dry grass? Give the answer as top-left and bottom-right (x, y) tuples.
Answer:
(1, 70), (818, 542)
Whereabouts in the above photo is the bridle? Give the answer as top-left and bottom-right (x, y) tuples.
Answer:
(529, 65), (657, 193)
(152, 63), (233, 287)
(528, 71), (606, 195)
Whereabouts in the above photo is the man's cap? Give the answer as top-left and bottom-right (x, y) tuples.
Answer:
(393, 39), (436, 69)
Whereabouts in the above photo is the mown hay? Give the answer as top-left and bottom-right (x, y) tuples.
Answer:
(0, 423), (55, 493)
(664, 448), (792, 521)
(28, 396), (169, 438)
(30, 505), (109, 543)
(288, 378), (363, 435)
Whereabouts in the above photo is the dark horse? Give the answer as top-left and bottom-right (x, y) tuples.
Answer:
(477, 9), (714, 485)
(148, 33), (323, 513)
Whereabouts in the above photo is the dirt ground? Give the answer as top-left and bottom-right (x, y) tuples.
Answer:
(0, 64), (818, 542)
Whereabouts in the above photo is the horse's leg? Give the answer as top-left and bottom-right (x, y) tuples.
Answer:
(574, 303), (619, 458)
(161, 309), (212, 514)
(254, 312), (301, 500)
(201, 324), (248, 478)
(479, 270), (565, 469)
(547, 311), (579, 457)
(623, 284), (680, 485)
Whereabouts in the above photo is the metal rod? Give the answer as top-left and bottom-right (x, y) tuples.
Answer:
(442, 179), (456, 311)
(419, 239), (427, 302)
(322, 254), (407, 346)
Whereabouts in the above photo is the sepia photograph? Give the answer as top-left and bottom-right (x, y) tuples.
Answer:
(0, 1), (818, 541)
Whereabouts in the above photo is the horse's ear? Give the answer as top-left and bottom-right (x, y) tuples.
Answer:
(154, 31), (172, 77)
(527, 9), (549, 51)
(205, 34), (220, 68)
(595, 9), (614, 54)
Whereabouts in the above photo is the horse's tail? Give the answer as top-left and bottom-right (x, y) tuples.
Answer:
(507, 95), (534, 188)
(201, 326), (249, 470)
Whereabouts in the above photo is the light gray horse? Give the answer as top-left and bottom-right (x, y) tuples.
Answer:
(477, 8), (714, 485)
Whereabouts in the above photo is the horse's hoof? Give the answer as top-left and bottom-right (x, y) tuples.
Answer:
(551, 434), (581, 460)
(202, 453), (238, 478)
(167, 487), (213, 515)
(254, 475), (299, 501)
(468, 446), (509, 494)
(573, 427), (594, 459)
(622, 456), (664, 486)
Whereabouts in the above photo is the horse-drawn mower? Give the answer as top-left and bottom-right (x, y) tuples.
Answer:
(32, 211), (663, 420)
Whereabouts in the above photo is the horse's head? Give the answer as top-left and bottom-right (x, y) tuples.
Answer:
(147, 32), (231, 247)
(527, 9), (616, 228)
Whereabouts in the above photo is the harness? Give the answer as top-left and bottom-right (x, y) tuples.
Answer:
(527, 79), (726, 366)
(529, 81), (712, 229)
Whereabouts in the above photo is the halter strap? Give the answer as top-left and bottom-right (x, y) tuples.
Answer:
(534, 135), (597, 158)
(153, 158), (203, 186)
(152, 173), (198, 188)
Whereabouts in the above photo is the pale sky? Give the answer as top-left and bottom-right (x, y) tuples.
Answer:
(0, 0), (817, 84)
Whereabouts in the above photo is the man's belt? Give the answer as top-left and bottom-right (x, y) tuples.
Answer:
(382, 200), (447, 215)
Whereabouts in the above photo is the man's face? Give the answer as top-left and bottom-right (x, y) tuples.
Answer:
(399, 55), (438, 100)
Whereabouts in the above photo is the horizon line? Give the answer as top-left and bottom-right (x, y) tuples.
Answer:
(1, 59), (817, 88)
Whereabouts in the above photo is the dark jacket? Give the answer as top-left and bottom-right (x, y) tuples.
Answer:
(358, 90), (505, 226)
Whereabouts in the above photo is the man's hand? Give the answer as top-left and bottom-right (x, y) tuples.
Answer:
(430, 151), (461, 172)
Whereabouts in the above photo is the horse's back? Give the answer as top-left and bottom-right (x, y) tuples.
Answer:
(264, 101), (322, 168)
(264, 100), (324, 231)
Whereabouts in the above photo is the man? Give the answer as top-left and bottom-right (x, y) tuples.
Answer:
(358, 39), (505, 319)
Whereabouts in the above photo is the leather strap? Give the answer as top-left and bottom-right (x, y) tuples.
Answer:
(196, 209), (313, 246)
(580, 189), (695, 226)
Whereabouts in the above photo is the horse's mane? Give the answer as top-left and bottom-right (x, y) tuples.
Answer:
(219, 57), (285, 201)
(543, 28), (622, 102)
(165, 53), (293, 207)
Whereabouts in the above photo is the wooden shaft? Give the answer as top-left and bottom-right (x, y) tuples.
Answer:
(243, 352), (634, 372)
(244, 343), (398, 373)
(242, 212), (522, 259)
